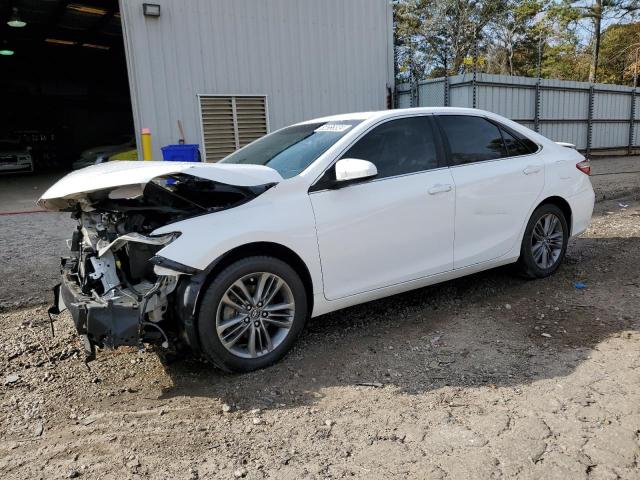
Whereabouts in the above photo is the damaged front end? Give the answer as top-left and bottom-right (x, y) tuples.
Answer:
(41, 163), (280, 360)
(53, 220), (180, 360)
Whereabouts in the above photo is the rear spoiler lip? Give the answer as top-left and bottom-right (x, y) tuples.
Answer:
(555, 141), (577, 150)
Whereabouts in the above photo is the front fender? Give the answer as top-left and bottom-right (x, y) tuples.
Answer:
(152, 185), (322, 295)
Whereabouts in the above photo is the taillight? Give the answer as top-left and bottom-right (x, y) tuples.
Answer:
(576, 159), (591, 175)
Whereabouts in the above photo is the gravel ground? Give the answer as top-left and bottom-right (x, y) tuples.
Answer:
(0, 212), (74, 310)
(0, 171), (73, 311)
(0, 161), (639, 479)
(589, 155), (640, 201)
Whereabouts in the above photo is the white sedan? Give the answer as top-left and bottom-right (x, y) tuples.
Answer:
(39, 107), (594, 372)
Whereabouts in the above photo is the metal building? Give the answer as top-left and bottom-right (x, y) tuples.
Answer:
(120, 0), (394, 161)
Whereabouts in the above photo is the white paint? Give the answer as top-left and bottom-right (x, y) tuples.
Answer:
(334, 158), (377, 182)
(448, 154), (545, 269)
(152, 107), (595, 316)
(310, 167), (455, 300)
(43, 107), (596, 320)
(37, 160), (282, 210)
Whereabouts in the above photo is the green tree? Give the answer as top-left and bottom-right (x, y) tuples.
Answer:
(598, 22), (640, 84)
(538, 2), (591, 79)
(484, 0), (589, 79)
(555, 1), (640, 82)
(394, 0), (640, 84)
(394, 0), (506, 82)
(485, 0), (548, 75)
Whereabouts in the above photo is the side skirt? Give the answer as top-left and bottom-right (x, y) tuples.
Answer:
(311, 255), (519, 317)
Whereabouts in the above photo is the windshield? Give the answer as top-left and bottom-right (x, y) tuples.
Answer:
(220, 120), (362, 178)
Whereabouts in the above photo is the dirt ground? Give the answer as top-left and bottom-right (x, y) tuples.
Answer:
(1, 162), (639, 479)
(0, 172), (73, 311)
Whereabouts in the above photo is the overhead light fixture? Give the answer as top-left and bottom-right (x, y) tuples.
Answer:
(143, 3), (161, 17)
(7, 7), (26, 27)
(82, 43), (110, 50)
(0, 40), (13, 55)
(45, 38), (77, 46)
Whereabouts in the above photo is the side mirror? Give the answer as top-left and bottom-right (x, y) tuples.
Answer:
(334, 158), (377, 184)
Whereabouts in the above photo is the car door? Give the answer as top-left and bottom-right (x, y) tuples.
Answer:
(436, 115), (545, 269)
(309, 115), (455, 300)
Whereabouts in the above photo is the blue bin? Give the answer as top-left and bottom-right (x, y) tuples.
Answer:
(161, 144), (201, 162)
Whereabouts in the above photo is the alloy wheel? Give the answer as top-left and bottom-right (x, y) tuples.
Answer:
(531, 213), (564, 269)
(215, 272), (295, 359)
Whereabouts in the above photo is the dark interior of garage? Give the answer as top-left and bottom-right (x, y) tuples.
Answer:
(0, 0), (133, 171)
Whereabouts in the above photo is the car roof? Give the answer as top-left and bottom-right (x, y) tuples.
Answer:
(292, 107), (554, 152)
(297, 107), (497, 125)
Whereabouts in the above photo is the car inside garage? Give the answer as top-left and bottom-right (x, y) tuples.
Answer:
(0, 0), (133, 172)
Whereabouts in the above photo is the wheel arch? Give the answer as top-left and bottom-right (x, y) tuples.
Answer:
(175, 241), (316, 355)
(204, 242), (315, 313)
(535, 195), (573, 235)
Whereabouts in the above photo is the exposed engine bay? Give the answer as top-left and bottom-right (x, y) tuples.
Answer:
(49, 172), (276, 360)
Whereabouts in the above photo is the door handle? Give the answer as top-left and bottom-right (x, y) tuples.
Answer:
(523, 165), (541, 175)
(428, 184), (452, 195)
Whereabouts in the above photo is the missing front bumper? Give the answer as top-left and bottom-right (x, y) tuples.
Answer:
(53, 272), (141, 361)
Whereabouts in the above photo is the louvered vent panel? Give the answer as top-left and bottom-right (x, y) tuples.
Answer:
(199, 95), (268, 162)
(235, 96), (268, 147)
(200, 96), (236, 162)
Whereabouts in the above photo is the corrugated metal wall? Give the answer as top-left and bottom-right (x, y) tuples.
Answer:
(397, 73), (639, 153)
(120, 0), (394, 160)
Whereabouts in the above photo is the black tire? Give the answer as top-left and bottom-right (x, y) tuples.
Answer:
(517, 204), (569, 279)
(197, 256), (308, 373)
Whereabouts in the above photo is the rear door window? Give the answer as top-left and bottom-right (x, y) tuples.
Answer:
(438, 115), (506, 166)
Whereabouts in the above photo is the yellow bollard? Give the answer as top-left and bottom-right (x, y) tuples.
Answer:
(141, 128), (152, 161)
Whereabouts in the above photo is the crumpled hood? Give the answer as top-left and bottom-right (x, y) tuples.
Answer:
(38, 161), (282, 211)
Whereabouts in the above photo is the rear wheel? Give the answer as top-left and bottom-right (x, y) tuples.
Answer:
(517, 204), (568, 278)
(197, 256), (308, 372)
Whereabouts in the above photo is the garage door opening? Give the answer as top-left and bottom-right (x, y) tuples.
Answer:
(0, 0), (134, 173)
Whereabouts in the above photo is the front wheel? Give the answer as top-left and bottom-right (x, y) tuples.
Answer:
(197, 256), (308, 372)
(517, 204), (569, 278)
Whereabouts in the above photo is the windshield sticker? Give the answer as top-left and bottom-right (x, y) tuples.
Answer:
(314, 123), (352, 133)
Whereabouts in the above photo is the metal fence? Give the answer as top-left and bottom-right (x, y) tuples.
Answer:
(396, 73), (639, 156)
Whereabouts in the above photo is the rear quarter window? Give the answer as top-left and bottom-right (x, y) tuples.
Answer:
(501, 128), (538, 156)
